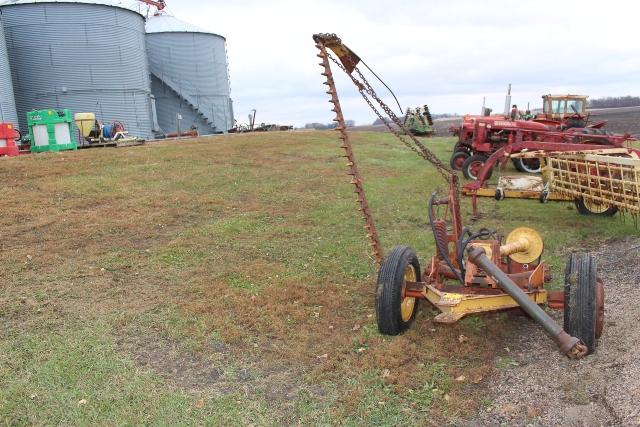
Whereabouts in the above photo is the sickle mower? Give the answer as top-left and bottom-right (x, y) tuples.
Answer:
(314, 33), (605, 358)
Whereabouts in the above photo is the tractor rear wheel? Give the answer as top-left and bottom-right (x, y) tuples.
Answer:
(512, 158), (541, 174)
(462, 154), (492, 180)
(574, 197), (618, 216)
(376, 246), (421, 335)
(450, 151), (470, 170)
(564, 253), (604, 354)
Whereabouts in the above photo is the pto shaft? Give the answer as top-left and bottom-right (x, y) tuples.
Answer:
(467, 246), (587, 358)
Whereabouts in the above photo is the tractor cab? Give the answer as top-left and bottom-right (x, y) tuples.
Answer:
(538, 94), (587, 121)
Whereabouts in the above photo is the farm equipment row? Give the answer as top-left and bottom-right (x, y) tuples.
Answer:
(228, 109), (293, 133)
(0, 109), (144, 157)
(314, 33), (602, 359)
(450, 94), (637, 181)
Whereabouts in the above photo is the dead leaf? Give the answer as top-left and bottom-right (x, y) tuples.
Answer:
(526, 405), (541, 418)
(455, 375), (466, 382)
(382, 369), (391, 378)
(444, 394), (451, 402)
(458, 334), (468, 343)
(352, 324), (361, 332)
(194, 399), (204, 409)
(471, 373), (484, 384)
(316, 353), (328, 359)
(77, 399), (87, 406)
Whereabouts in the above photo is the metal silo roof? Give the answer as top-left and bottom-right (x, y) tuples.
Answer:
(146, 14), (225, 39)
(0, 0), (144, 14)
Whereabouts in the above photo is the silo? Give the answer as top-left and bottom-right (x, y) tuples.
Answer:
(146, 14), (233, 135)
(0, 17), (17, 126)
(0, 0), (154, 139)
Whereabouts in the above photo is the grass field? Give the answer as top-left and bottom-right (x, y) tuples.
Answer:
(1, 131), (637, 425)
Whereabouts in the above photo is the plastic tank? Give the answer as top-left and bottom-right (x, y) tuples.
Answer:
(0, 0), (155, 139)
(146, 14), (233, 135)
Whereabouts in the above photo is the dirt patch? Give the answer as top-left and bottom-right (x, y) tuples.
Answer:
(467, 237), (640, 426)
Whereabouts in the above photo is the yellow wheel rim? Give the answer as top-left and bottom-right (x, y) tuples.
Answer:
(583, 198), (612, 214)
(400, 264), (417, 322)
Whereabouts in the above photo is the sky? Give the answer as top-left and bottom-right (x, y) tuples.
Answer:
(161, 0), (640, 127)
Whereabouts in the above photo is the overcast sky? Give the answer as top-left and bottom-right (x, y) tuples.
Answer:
(164, 0), (640, 127)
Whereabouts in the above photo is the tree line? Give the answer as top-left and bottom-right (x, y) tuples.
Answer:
(588, 96), (640, 109)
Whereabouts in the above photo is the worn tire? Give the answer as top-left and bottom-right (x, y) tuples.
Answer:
(450, 151), (470, 170)
(462, 154), (492, 180)
(376, 246), (421, 335)
(453, 141), (472, 153)
(512, 158), (541, 174)
(574, 197), (618, 216)
(564, 253), (600, 354)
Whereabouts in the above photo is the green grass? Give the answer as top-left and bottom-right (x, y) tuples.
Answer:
(0, 318), (270, 425)
(1, 130), (636, 425)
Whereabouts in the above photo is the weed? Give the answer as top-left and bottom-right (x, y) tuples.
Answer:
(496, 356), (520, 369)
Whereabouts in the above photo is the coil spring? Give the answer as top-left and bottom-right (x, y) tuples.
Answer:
(432, 219), (450, 260)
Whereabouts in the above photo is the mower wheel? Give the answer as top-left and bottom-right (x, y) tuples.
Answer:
(495, 187), (505, 201)
(462, 154), (492, 181)
(450, 151), (470, 170)
(574, 197), (618, 216)
(376, 245), (421, 335)
(564, 253), (604, 354)
(512, 158), (541, 174)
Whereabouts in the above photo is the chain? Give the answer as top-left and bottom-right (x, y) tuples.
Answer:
(316, 34), (461, 206)
(314, 33), (463, 265)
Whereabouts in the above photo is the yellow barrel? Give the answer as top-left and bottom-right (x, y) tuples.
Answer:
(74, 112), (96, 137)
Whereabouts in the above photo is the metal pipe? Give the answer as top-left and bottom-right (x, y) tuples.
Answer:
(467, 246), (587, 358)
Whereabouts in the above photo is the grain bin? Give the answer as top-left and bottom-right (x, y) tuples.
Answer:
(0, 0), (155, 139)
(146, 14), (233, 135)
(0, 17), (17, 126)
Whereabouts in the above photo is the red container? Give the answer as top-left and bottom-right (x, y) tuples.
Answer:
(0, 122), (19, 157)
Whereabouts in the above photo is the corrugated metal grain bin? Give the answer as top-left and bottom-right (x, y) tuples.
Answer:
(146, 14), (233, 135)
(0, 17), (17, 126)
(0, 0), (155, 139)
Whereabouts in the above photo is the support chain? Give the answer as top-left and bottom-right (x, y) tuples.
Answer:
(314, 33), (463, 266)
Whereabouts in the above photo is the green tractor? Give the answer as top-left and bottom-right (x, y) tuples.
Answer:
(403, 104), (435, 136)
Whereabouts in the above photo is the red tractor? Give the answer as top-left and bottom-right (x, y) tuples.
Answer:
(450, 94), (636, 179)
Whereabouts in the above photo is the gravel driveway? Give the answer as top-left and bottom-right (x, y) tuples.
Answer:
(469, 237), (640, 426)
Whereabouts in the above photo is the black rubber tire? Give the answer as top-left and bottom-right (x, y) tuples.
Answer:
(450, 151), (470, 170)
(565, 118), (586, 129)
(453, 140), (472, 153)
(376, 245), (421, 335)
(512, 158), (541, 174)
(495, 187), (505, 201)
(574, 197), (618, 216)
(462, 154), (492, 180)
(564, 253), (599, 354)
